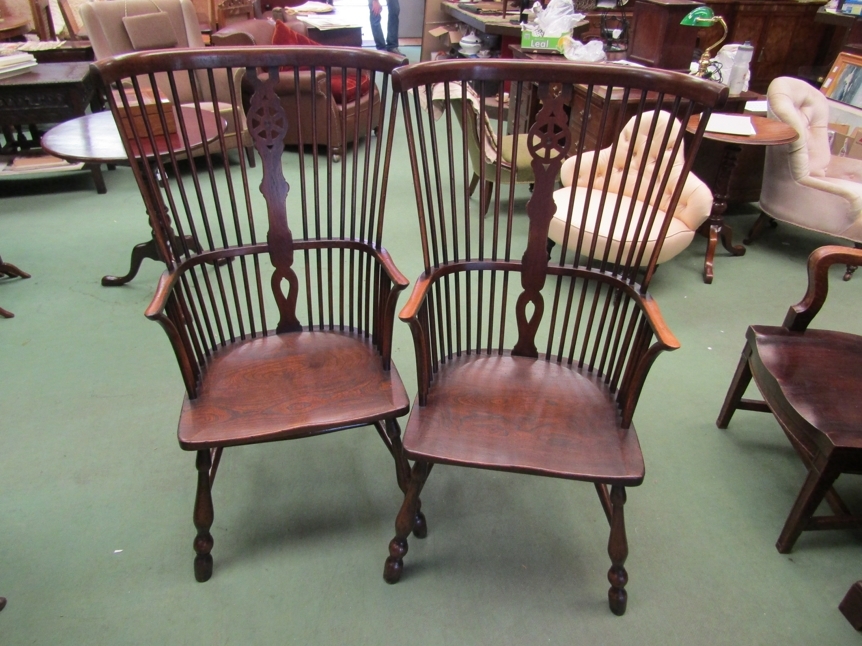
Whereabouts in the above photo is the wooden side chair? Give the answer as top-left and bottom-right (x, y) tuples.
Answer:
(384, 60), (725, 615)
(29, 0), (57, 41)
(57, 0), (86, 40)
(93, 47), (410, 582)
(717, 245), (862, 553)
(450, 94), (536, 217)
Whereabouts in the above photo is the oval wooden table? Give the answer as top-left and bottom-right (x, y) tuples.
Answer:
(686, 114), (798, 284)
(0, 18), (29, 42)
(42, 108), (221, 286)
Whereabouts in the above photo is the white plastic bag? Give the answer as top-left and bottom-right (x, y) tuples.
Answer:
(561, 37), (606, 62)
(523, 0), (585, 37)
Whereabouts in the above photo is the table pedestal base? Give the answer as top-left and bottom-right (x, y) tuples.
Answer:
(701, 142), (746, 284)
(102, 234), (200, 287)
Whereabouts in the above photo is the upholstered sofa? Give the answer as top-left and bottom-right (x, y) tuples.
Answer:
(751, 76), (862, 279)
(211, 18), (381, 161)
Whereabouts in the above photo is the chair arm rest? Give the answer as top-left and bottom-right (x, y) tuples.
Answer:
(375, 246), (410, 290)
(799, 174), (862, 206)
(783, 245), (862, 331)
(826, 154), (862, 184)
(617, 290), (680, 427)
(640, 295), (681, 352)
(211, 18), (275, 46)
(145, 269), (180, 320)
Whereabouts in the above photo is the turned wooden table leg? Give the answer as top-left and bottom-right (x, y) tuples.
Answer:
(101, 237), (161, 287)
(702, 142), (746, 284)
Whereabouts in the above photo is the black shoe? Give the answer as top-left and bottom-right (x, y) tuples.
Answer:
(387, 47), (404, 57)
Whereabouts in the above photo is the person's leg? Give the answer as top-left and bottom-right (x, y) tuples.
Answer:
(385, 0), (399, 51)
(369, 0), (386, 50)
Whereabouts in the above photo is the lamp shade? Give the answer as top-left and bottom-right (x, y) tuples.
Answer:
(680, 6), (716, 26)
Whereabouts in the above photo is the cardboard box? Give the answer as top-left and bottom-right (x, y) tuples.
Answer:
(428, 24), (462, 48)
(520, 31), (566, 53)
(829, 122), (851, 155)
(112, 86), (177, 140)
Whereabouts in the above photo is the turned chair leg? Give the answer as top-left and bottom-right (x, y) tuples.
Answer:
(717, 343), (754, 428)
(607, 485), (629, 616)
(193, 449), (215, 582)
(383, 460), (430, 584)
(244, 145), (256, 168)
(468, 173), (479, 197)
(481, 180), (493, 217)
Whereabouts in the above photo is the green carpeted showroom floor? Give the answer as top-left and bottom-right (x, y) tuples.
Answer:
(1, 53), (862, 645)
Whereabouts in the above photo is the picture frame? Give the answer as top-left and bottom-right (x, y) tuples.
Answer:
(822, 52), (862, 109)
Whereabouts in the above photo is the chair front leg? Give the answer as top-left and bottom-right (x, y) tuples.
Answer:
(607, 485), (629, 616)
(193, 449), (215, 582)
(384, 460), (431, 584)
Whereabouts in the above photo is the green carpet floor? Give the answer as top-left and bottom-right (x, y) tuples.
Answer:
(2, 76), (862, 644)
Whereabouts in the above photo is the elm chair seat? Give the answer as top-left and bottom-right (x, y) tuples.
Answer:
(403, 354), (643, 483)
(718, 246), (862, 553)
(178, 331), (408, 449)
(550, 110), (713, 268)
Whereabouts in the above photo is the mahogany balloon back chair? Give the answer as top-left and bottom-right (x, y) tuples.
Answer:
(384, 60), (726, 615)
(93, 47), (410, 582)
(717, 245), (862, 553)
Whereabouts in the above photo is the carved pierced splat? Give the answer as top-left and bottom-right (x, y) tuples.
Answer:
(246, 66), (301, 333)
(513, 82), (571, 358)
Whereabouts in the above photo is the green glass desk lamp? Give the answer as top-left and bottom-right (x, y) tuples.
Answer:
(681, 6), (728, 78)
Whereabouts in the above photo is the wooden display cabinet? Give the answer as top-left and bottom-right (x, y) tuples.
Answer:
(700, 0), (830, 93)
(628, 0), (704, 71)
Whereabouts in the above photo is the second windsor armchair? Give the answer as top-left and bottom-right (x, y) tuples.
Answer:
(383, 59), (726, 614)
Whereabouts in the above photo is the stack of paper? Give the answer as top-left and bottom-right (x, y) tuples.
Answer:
(704, 114), (756, 136)
(0, 52), (37, 80)
(290, 1), (335, 13)
(297, 15), (361, 29)
(18, 40), (66, 52)
(0, 155), (84, 175)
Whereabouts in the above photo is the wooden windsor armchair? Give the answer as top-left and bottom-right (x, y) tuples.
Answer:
(93, 47), (410, 582)
(383, 60), (726, 614)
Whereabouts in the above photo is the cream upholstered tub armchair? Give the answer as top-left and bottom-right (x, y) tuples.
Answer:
(548, 110), (713, 269)
(80, 0), (255, 166)
(749, 76), (862, 280)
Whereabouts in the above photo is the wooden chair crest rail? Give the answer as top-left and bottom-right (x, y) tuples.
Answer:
(92, 47), (410, 582)
(717, 245), (862, 554)
(383, 59), (726, 615)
